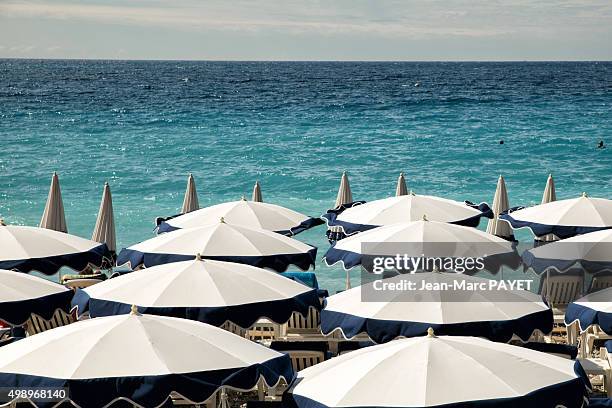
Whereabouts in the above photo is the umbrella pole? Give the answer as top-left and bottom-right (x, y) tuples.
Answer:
(219, 387), (229, 408)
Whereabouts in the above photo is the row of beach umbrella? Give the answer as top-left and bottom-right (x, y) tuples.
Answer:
(0, 171), (610, 407)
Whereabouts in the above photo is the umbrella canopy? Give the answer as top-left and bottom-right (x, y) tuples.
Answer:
(395, 172), (408, 196)
(323, 193), (492, 236)
(324, 218), (516, 271)
(523, 229), (612, 274)
(536, 174), (558, 242)
(0, 224), (112, 275)
(565, 287), (612, 334)
(118, 219), (317, 272)
(72, 257), (321, 328)
(181, 173), (199, 214)
(158, 198), (323, 236)
(0, 311), (293, 408)
(486, 175), (514, 240)
(91, 182), (116, 254)
(0, 269), (73, 326)
(286, 333), (589, 408)
(252, 180), (263, 202)
(500, 194), (612, 239)
(39, 172), (67, 233)
(334, 171), (353, 208)
(321, 272), (552, 343)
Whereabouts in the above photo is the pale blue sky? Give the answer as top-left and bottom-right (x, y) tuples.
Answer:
(1, 0), (611, 60)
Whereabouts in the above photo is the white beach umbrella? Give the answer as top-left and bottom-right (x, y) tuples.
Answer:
(181, 173), (199, 214)
(486, 175), (514, 240)
(501, 194), (612, 239)
(39, 172), (67, 233)
(523, 229), (612, 274)
(0, 311), (293, 408)
(324, 218), (516, 271)
(324, 193), (491, 236)
(0, 224), (112, 275)
(321, 272), (552, 343)
(395, 172), (408, 196)
(118, 218), (317, 272)
(536, 174), (558, 242)
(73, 257), (321, 328)
(286, 332), (588, 408)
(158, 198), (323, 236)
(252, 180), (263, 202)
(91, 182), (116, 254)
(565, 287), (612, 335)
(0, 269), (73, 326)
(334, 171), (353, 208)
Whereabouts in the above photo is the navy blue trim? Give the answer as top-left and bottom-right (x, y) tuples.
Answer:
(500, 212), (612, 240)
(523, 250), (612, 275)
(320, 308), (553, 343)
(286, 372), (588, 408)
(565, 302), (612, 334)
(116, 247), (317, 272)
(589, 398), (612, 407)
(0, 354), (293, 408)
(0, 290), (74, 327)
(158, 217), (324, 237)
(522, 342), (578, 359)
(72, 289), (321, 328)
(0, 243), (112, 276)
(322, 201), (492, 239)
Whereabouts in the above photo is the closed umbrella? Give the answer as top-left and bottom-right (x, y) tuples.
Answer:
(39, 172), (67, 233)
(334, 171), (353, 208)
(0, 269), (73, 326)
(323, 193), (492, 236)
(91, 182), (116, 255)
(286, 332), (589, 408)
(324, 218), (516, 271)
(252, 181), (263, 202)
(118, 218), (317, 272)
(158, 198), (323, 236)
(321, 271), (552, 343)
(73, 256), (321, 329)
(395, 172), (408, 196)
(536, 174), (558, 242)
(0, 311), (293, 408)
(486, 175), (514, 240)
(500, 194), (612, 239)
(0, 224), (111, 275)
(181, 173), (199, 214)
(523, 229), (612, 274)
(565, 287), (612, 335)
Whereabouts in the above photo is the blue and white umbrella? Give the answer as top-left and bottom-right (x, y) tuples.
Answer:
(0, 309), (293, 408)
(501, 194), (612, 240)
(322, 193), (492, 236)
(0, 270), (73, 327)
(158, 198), (323, 236)
(321, 272), (552, 343)
(565, 287), (612, 335)
(0, 224), (112, 275)
(523, 229), (612, 274)
(118, 218), (317, 272)
(73, 256), (321, 328)
(286, 331), (589, 408)
(324, 218), (517, 272)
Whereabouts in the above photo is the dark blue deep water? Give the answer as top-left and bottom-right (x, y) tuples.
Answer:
(0, 60), (610, 290)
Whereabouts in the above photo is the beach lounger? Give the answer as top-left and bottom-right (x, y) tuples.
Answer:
(24, 308), (77, 336)
(247, 319), (280, 342)
(221, 321), (247, 338)
(270, 341), (328, 371)
(589, 272), (612, 294)
(283, 306), (322, 340)
(538, 270), (584, 341)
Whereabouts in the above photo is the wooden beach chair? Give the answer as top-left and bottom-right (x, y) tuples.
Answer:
(589, 272), (612, 294)
(247, 319), (280, 342)
(539, 270), (584, 341)
(283, 306), (322, 340)
(25, 308), (77, 336)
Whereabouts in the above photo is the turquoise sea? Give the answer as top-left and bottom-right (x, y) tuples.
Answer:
(0, 60), (610, 292)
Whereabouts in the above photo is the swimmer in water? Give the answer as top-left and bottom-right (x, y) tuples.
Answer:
(499, 140), (504, 145)
(597, 140), (605, 149)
